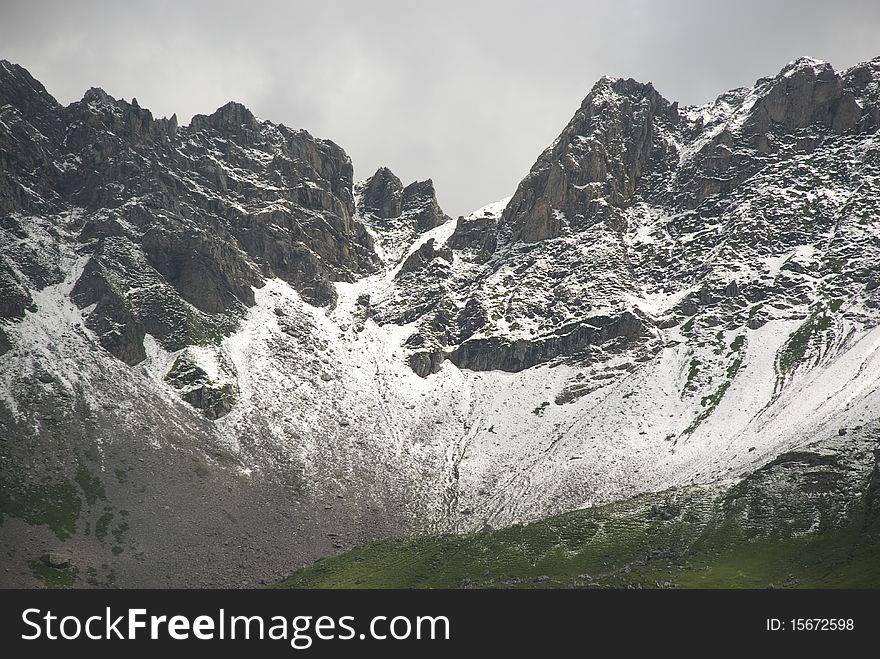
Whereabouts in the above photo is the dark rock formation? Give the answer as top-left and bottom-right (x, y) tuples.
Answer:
(396, 238), (453, 277)
(357, 168), (451, 238)
(447, 312), (644, 373)
(359, 166), (403, 219)
(448, 213), (498, 257)
(0, 58), (380, 365)
(0, 260), (36, 320)
(401, 179), (450, 232)
(164, 353), (237, 420)
(501, 77), (679, 244)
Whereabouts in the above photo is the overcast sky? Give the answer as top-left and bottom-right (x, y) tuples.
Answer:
(2, 0), (879, 216)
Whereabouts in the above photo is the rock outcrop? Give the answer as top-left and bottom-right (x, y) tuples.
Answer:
(356, 167), (452, 262)
(370, 56), (880, 379)
(359, 166), (404, 219)
(0, 58), (380, 371)
(502, 77), (679, 244)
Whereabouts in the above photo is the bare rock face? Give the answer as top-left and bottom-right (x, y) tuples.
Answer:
(0, 58), (380, 370)
(70, 253), (148, 365)
(164, 352), (237, 420)
(396, 238), (453, 277)
(190, 100), (259, 135)
(0, 60), (62, 139)
(502, 77), (679, 244)
(401, 179), (450, 232)
(356, 168), (452, 263)
(0, 261), (36, 320)
(447, 311), (645, 372)
(745, 58), (861, 135)
(447, 213), (497, 259)
(359, 166), (403, 219)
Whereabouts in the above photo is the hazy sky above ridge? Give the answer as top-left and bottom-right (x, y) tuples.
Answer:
(2, 0), (879, 215)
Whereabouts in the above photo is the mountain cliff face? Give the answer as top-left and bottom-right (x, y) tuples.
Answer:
(398, 58), (880, 378)
(1, 56), (879, 587)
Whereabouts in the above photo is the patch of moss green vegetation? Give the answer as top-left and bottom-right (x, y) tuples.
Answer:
(684, 358), (701, 391)
(825, 257), (846, 273)
(748, 303), (763, 319)
(829, 298), (843, 312)
(0, 477), (81, 540)
(75, 461), (106, 506)
(111, 545), (124, 556)
(276, 477), (880, 589)
(28, 560), (78, 588)
(778, 309), (831, 375)
(683, 336), (745, 434)
(681, 317), (695, 332)
(95, 510), (114, 542)
(729, 334), (745, 353)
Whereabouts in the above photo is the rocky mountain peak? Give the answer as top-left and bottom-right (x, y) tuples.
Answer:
(401, 178), (450, 233)
(0, 59), (61, 136)
(190, 100), (259, 134)
(356, 167), (451, 262)
(581, 75), (671, 112)
(1, 60), (379, 371)
(500, 74), (677, 244)
(0, 59), (56, 105)
(80, 86), (117, 107)
(358, 166), (404, 219)
(745, 56), (862, 135)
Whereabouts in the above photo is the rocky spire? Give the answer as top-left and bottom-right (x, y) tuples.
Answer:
(500, 76), (679, 244)
(357, 167), (451, 232)
(190, 100), (259, 133)
(0, 59), (61, 136)
(359, 166), (404, 218)
(744, 57), (863, 136)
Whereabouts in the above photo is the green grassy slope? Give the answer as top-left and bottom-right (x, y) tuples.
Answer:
(275, 436), (880, 589)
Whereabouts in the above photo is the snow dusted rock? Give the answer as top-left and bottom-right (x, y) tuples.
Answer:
(386, 56), (880, 383)
(358, 166), (404, 219)
(0, 57), (380, 358)
(164, 347), (238, 420)
(396, 237), (453, 277)
(355, 167), (452, 268)
(502, 76), (679, 244)
(400, 179), (450, 233)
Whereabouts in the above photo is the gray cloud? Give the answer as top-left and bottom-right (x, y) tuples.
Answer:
(2, 0), (879, 215)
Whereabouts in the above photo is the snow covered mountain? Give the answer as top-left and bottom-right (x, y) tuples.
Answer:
(1, 56), (879, 587)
